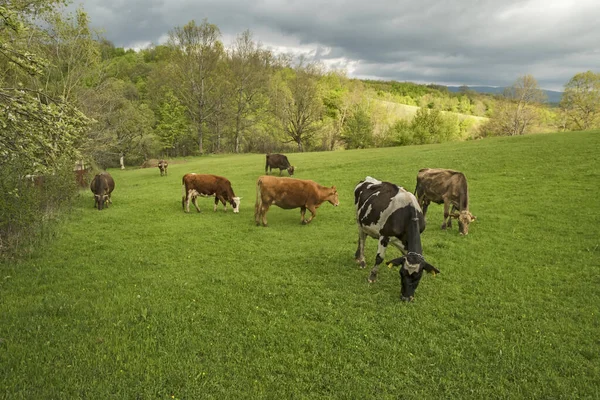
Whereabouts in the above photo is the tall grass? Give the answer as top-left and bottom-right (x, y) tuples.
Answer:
(1, 131), (599, 398)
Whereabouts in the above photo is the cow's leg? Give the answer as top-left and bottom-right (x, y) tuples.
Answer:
(441, 201), (450, 229)
(447, 205), (457, 228)
(369, 236), (390, 283)
(255, 202), (261, 225)
(300, 206), (307, 223)
(422, 199), (430, 217)
(303, 205), (317, 224)
(260, 204), (270, 226)
(355, 229), (367, 268)
(191, 194), (201, 213)
(279, 169), (283, 176)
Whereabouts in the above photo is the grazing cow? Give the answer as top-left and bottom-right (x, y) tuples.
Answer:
(414, 168), (476, 235)
(158, 160), (168, 176)
(90, 172), (115, 211)
(265, 153), (295, 176)
(355, 177), (439, 301)
(182, 173), (241, 213)
(254, 175), (339, 226)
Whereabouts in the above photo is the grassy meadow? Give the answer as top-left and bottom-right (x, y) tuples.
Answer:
(1, 131), (599, 399)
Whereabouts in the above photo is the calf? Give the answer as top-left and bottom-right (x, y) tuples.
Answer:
(414, 168), (476, 235)
(90, 172), (115, 211)
(182, 173), (241, 213)
(265, 153), (295, 176)
(355, 177), (439, 301)
(254, 175), (338, 226)
(158, 160), (168, 176)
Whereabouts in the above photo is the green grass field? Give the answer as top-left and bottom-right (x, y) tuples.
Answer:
(1, 131), (599, 399)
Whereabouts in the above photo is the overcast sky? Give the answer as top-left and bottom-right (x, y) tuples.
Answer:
(71, 0), (600, 91)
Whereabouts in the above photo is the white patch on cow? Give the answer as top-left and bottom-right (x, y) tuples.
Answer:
(404, 260), (420, 275)
(362, 188), (415, 234)
(232, 197), (241, 213)
(364, 176), (382, 185)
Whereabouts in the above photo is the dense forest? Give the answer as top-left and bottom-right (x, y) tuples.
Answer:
(1, 0), (599, 255)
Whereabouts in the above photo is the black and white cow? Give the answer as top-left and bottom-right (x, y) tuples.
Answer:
(354, 177), (439, 301)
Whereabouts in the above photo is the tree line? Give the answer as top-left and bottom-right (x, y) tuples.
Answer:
(1, 0), (599, 256)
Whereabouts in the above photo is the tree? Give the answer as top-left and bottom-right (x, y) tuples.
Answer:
(1, 0), (90, 256)
(486, 75), (546, 136)
(342, 106), (373, 149)
(155, 91), (190, 156)
(560, 71), (600, 131)
(78, 78), (153, 167)
(271, 60), (323, 151)
(168, 19), (224, 154)
(227, 30), (271, 153)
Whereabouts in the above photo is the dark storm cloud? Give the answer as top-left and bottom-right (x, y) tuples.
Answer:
(72, 0), (600, 90)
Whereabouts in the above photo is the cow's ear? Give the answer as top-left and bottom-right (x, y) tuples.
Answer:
(450, 212), (460, 219)
(422, 261), (440, 274)
(386, 257), (405, 268)
(332, 185), (337, 191)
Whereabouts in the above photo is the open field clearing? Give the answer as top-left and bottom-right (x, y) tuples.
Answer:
(1, 131), (599, 398)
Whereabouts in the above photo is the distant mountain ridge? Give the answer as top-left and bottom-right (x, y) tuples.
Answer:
(446, 85), (563, 104)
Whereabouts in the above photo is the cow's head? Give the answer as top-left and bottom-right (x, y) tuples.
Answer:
(95, 194), (109, 210)
(287, 166), (295, 176)
(230, 197), (242, 213)
(388, 252), (439, 302)
(328, 186), (339, 206)
(453, 210), (476, 235)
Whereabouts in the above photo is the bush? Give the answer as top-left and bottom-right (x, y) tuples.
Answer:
(0, 158), (79, 259)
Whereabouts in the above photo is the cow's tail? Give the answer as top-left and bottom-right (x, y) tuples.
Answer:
(181, 176), (187, 210)
(255, 177), (264, 222)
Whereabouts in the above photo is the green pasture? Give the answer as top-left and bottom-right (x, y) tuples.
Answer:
(1, 131), (599, 398)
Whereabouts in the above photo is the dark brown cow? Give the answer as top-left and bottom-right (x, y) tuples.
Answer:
(182, 173), (241, 213)
(265, 153), (295, 176)
(158, 160), (168, 176)
(414, 168), (476, 235)
(254, 175), (339, 226)
(90, 172), (115, 211)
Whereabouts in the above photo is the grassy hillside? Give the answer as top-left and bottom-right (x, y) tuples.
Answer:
(1, 131), (599, 398)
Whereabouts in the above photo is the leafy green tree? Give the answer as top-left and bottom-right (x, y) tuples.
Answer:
(1, 0), (90, 256)
(155, 91), (190, 156)
(38, 7), (101, 102)
(271, 60), (324, 151)
(168, 19), (224, 154)
(227, 30), (271, 153)
(78, 78), (153, 167)
(485, 75), (546, 136)
(560, 71), (600, 131)
(342, 106), (373, 149)
(411, 108), (460, 144)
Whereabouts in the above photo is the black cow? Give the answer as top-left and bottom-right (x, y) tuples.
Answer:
(90, 172), (115, 210)
(158, 159), (168, 176)
(354, 177), (439, 301)
(265, 153), (295, 176)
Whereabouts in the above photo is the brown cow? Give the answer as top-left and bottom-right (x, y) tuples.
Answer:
(254, 175), (339, 226)
(158, 160), (168, 176)
(414, 168), (476, 235)
(90, 172), (115, 211)
(182, 173), (241, 213)
(265, 153), (295, 176)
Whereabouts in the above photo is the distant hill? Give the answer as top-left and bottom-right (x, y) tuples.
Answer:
(446, 86), (563, 104)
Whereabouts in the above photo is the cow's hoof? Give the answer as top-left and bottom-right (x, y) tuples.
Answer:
(368, 273), (377, 283)
(356, 260), (366, 268)
(301, 220), (307, 225)
(441, 224), (446, 230)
